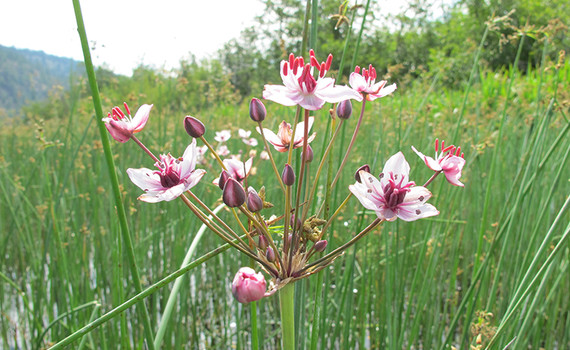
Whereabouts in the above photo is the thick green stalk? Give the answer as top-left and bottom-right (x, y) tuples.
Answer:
(71, 1), (155, 349)
(279, 283), (296, 350)
(153, 204), (226, 348)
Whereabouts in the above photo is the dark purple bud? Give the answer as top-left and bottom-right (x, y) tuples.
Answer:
(354, 164), (371, 183)
(336, 100), (353, 120)
(314, 240), (328, 252)
(282, 164), (295, 186)
(266, 247), (276, 262)
(247, 187), (263, 213)
(303, 145), (314, 163)
(218, 170), (231, 190)
(183, 116), (205, 138)
(222, 178), (246, 208)
(249, 98), (266, 122)
(290, 214), (302, 231)
(258, 235), (268, 251)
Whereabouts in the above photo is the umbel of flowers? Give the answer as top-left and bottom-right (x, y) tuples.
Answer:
(103, 49), (465, 350)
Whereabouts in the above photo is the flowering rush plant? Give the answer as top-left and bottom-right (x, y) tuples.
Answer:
(104, 49), (465, 349)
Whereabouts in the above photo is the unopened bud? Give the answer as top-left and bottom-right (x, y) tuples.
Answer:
(222, 178), (246, 208)
(247, 187), (263, 212)
(183, 116), (205, 138)
(218, 170), (231, 190)
(249, 98), (266, 122)
(336, 100), (352, 120)
(290, 214), (302, 231)
(314, 240), (328, 252)
(258, 235), (268, 251)
(282, 164), (295, 186)
(266, 247), (276, 262)
(303, 145), (314, 163)
(354, 164), (371, 183)
(231, 267), (266, 304)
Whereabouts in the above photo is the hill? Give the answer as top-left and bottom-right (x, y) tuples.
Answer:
(0, 45), (84, 116)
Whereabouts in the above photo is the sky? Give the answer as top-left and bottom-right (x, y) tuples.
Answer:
(0, 0), (265, 76)
(0, 0), (436, 77)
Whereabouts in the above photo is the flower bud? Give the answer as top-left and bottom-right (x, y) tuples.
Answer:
(290, 214), (302, 231)
(303, 145), (314, 163)
(314, 240), (328, 252)
(183, 116), (205, 138)
(247, 187), (263, 212)
(266, 247), (276, 262)
(336, 100), (353, 120)
(258, 235), (268, 251)
(218, 170), (231, 190)
(282, 164), (295, 186)
(249, 98), (266, 122)
(231, 267), (266, 304)
(222, 178), (246, 208)
(354, 164), (371, 183)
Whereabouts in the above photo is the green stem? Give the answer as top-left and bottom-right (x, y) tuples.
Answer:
(250, 300), (259, 350)
(279, 283), (296, 350)
(71, 1), (155, 349)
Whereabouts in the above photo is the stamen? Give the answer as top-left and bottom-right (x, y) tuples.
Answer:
(456, 147), (461, 156)
(123, 102), (131, 116)
(442, 145), (455, 153)
(325, 54), (332, 71)
(435, 138), (439, 152)
(282, 62), (288, 76)
(288, 53), (295, 71)
(319, 62), (326, 78)
(310, 54), (320, 68)
(354, 66), (361, 74)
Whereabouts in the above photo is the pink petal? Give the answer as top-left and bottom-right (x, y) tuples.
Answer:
(127, 168), (164, 192)
(106, 119), (133, 143)
(179, 139), (198, 179)
(132, 104), (153, 132)
(381, 152), (410, 185)
(441, 156), (465, 187)
(263, 85), (301, 107)
(256, 126), (284, 150)
(315, 80), (363, 104)
(368, 83), (397, 101)
(411, 146), (442, 172)
(349, 72), (368, 92)
(349, 182), (379, 211)
(139, 183), (186, 202)
(397, 202), (439, 222)
(183, 169), (206, 190)
(293, 117), (314, 142)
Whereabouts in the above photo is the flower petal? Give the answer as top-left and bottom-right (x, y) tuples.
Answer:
(127, 168), (164, 192)
(381, 152), (410, 185)
(397, 202), (439, 222)
(315, 81), (363, 104)
(132, 104), (153, 132)
(263, 85), (301, 107)
(179, 139), (198, 179)
(411, 146), (442, 172)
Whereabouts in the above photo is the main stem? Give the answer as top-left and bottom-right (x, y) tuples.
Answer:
(279, 283), (296, 350)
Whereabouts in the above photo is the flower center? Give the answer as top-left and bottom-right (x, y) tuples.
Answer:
(155, 155), (182, 188)
(381, 172), (413, 210)
(298, 65), (317, 93)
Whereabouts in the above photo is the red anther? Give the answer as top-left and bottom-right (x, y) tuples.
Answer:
(289, 53), (295, 70)
(461, 152), (464, 158)
(282, 62), (288, 76)
(298, 57), (304, 68)
(368, 64), (373, 74)
(354, 65), (361, 74)
(310, 55), (320, 68)
(456, 147), (461, 156)
(435, 138), (439, 152)
(371, 67), (377, 80)
(442, 145), (455, 153)
(293, 59), (299, 75)
(123, 102), (131, 115)
(309, 49), (315, 58)
(363, 69), (369, 80)
(441, 140), (445, 151)
(325, 54), (332, 71)
(319, 62), (326, 78)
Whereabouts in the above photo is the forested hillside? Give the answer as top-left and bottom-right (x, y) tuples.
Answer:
(0, 45), (84, 116)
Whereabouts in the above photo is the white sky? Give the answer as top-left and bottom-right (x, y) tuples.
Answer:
(0, 1), (446, 76)
(0, 0), (265, 76)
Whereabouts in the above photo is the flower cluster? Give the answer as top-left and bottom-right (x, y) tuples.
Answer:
(103, 50), (465, 305)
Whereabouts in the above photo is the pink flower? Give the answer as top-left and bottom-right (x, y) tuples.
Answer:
(213, 157), (253, 186)
(412, 139), (465, 187)
(256, 118), (316, 152)
(349, 152), (439, 222)
(349, 65), (396, 101)
(102, 103), (152, 143)
(215, 130), (231, 143)
(126, 139), (206, 202)
(263, 50), (362, 110)
(217, 145), (230, 156)
(231, 267), (266, 304)
(239, 129), (258, 146)
(260, 151), (269, 160)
